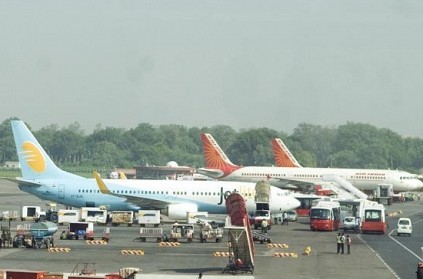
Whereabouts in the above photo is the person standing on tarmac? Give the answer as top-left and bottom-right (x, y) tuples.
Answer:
(261, 219), (269, 233)
(282, 212), (289, 225)
(346, 235), (352, 254)
(336, 233), (342, 254)
(340, 233), (346, 254)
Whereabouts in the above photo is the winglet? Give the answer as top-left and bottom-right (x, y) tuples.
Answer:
(93, 171), (111, 194)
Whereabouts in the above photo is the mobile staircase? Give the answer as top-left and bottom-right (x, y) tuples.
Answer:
(223, 192), (254, 274)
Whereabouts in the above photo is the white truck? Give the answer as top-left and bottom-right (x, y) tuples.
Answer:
(80, 207), (108, 224)
(110, 211), (134, 226)
(137, 210), (160, 227)
(57, 209), (80, 225)
(21, 206), (43, 221)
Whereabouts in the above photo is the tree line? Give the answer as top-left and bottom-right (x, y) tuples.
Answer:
(1, 117), (423, 174)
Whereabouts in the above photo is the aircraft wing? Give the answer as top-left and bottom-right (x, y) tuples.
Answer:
(267, 177), (315, 192)
(1, 177), (42, 187)
(93, 172), (170, 210)
(196, 167), (224, 179)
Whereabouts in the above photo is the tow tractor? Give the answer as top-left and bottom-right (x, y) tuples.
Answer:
(199, 221), (223, 243)
(170, 224), (194, 243)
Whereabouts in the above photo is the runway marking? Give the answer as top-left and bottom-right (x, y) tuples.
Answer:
(358, 234), (400, 279)
(388, 218), (423, 262)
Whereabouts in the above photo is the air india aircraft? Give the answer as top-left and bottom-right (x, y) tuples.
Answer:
(197, 133), (423, 193)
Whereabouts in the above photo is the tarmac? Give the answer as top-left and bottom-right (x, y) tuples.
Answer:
(0, 180), (410, 278)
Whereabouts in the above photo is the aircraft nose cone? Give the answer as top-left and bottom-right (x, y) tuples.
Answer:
(290, 196), (301, 209)
(415, 179), (423, 190)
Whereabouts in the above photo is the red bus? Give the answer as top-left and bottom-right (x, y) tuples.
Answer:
(293, 194), (322, 217)
(310, 201), (341, 231)
(361, 203), (386, 234)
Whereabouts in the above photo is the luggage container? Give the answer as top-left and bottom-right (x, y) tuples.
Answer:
(110, 211), (133, 226)
(137, 210), (160, 227)
(57, 209), (80, 225)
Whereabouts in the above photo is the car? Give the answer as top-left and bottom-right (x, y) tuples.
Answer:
(397, 217), (412, 236)
(342, 216), (359, 232)
(285, 210), (298, 222)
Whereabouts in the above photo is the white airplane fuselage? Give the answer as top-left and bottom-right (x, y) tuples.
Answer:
(19, 177), (299, 214)
(198, 166), (423, 193)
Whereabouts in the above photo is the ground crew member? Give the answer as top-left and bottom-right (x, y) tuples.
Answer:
(346, 235), (351, 254)
(261, 219), (268, 233)
(340, 233), (346, 254)
(282, 212), (288, 225)
(336, 233), (342, 254)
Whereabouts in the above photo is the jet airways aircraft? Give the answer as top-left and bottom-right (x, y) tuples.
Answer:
(197, 133), (423, 193)
(3, 120), (300, 219)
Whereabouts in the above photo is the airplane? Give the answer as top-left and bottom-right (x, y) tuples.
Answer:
(3, 120), (300, 219)
(271, 138), (302, 168)
(197, 133), (423, 193)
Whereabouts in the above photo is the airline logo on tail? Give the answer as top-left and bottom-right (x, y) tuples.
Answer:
(21, 141), (46, 173)
(271, 138), (302, 168)
(201, 133), (240, 177)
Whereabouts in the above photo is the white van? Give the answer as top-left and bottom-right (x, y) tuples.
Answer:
(397, 217), (412, 236)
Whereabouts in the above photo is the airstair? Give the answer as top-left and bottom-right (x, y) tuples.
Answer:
(223, 193), (254, 274)
(322, 174), (368, 200)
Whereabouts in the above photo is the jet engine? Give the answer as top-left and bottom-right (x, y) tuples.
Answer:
(163, 203), (198, 220)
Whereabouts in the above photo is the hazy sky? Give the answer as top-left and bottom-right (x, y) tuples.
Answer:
(1, 1), (423, 137)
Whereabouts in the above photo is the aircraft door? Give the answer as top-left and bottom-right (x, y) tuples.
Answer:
(58, 184), (65, 199)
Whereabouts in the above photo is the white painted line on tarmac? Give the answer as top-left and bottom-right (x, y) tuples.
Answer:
(388, 218), (423, 262)
(358, 234), (400, 279)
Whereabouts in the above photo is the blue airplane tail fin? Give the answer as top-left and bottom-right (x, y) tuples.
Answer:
(11, 120), (81, 180)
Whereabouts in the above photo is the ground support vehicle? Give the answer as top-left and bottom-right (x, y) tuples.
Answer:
(361, 203), (386, 234)
(342, 216), (361, 233)
(29, 221), (58, 249)
(223, 226), (255, 274)
(65, 222), (94, 240)
(21, 206), (43, 221)
(0, 210), (18, 221)
(80, 207), (107, 225)
(223, 193), (254, 275)
(250, 209), (272, 231)
(170, 224), (194, 243)
(35, 203), (60, 223)
(57, 209), (79, 225)
(417, 262), (423, 279)
(137, 210), (160, 227)
(110, 211), (134, 227)
(397, 217), (412, 236)
(251, 230), (271, 244)
(310, 200), (341, 231)
(136, 227), (163, 242)
(199, 221), (223, 243)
